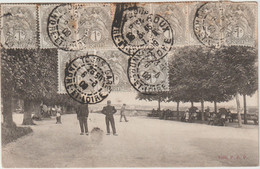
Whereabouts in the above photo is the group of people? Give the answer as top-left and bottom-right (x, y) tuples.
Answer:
(207, 108), (231, 126)
(32, 104), (62, 121)
(75, 100), (128, 136)
(182, 107), (232, 125)
(182, 107), (200, 122)
(40, 104), (62, 118)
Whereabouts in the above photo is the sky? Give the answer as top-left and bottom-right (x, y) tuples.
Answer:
(101, 91), (259, 109)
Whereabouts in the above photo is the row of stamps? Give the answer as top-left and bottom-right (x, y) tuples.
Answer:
(1, 2), (257, 104)
(62, 52), (170, 103)
(59, 4), (172, 103)
(58, 49), (134, 94)
(58, 49), (169, 95)
(0, 2), (257, 50)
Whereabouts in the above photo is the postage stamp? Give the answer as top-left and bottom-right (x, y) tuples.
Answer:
(111, 4), (151, 56)
(47, 4), (89, 51)
(64, 54), (114, 104)
(187, 2), (204, 46)
(1, 4), (37, 49)
(224, 2), (257, 46)
(152, 3), (188, 46)
(58, 49), (132, 94)
(80, 3), (113, 49)
(127, 49), (169, 94)
(42, 3), (113, 51)
(193, 2), (257, 48)
(96, 50), (135, 92)
(39, 4), (58, 49)
(112, 4), (173, 59)
(58, 50), (95, 94)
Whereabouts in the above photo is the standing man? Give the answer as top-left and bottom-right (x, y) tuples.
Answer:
(102, 100), (118, 136)
(76, 104), (89, 135)
(120, 104), (128, 122)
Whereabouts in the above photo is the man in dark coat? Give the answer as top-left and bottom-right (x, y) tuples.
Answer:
(76, 104), (89, 135)
(102, 100), (117, 136)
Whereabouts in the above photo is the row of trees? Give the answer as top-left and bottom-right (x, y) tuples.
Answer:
(1, 48), (79, 127)
(1, 46), (257, 127)
(137, 46), (257, 126)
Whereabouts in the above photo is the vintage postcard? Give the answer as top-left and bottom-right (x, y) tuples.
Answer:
(1, 1), (259, 168)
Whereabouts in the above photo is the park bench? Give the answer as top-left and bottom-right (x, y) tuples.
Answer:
(230, 113), (258, 125)
(161, 110), (185, 120)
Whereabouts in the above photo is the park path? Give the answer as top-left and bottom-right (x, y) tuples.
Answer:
(2, 113), (259, 167)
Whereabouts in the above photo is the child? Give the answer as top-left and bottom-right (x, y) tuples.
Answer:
(185, 110), (189, 122)
(56, 108), (62, 124)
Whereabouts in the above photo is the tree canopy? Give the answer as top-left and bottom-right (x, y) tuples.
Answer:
(1, 48), (78, 106)
(136, 46), (257, 109)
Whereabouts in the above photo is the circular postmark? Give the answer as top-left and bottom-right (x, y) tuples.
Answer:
(193, 2), (228, 47)
(64, 54), (114, 104)
(112, 5), (174, 59)
(127, 49), (169, 94)
(193, 2), (254, 47)
(47, 4), (89, 51)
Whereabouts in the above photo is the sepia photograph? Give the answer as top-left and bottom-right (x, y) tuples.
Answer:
(0, 1), (259, 168)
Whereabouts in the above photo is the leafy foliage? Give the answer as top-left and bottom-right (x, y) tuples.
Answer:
(218, 46), (258, 96)
(136, 46), (257, 106)
(136, 92), (167, 102)
(1, 48), (77, 107)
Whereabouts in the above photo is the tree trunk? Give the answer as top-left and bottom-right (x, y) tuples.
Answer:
(191, 101), (194, 107)
(236, 94), (242, 127)
(68, 106), (73, 114)
(19, 99), (24, 113)
(22, 99), (35, 125)
(158, 98), (161, 111)
(2, 95), (16, 127)
(201, 100), (204, 121)
(243, 94), (247, 124)
(33, 101), (41, 117)
(176, 101), (180, 120)
(214, 101), (217, 113)
(62, 105), (67, 114)
(11, 97), (15, 114)
(18, 99), (23, 110)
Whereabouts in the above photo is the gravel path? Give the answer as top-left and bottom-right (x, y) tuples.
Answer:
(2, 113), (259, 167)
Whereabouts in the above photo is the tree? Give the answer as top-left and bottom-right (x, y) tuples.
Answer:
(168, 46), (235, 120)
(1, 48), (22, 127)
(217, 46), (257, 125)
(136, 92), (168, 111)
(166, 86), (186, 120)
(2, 47), (84, 126)
(136, 45), (257, 126)
(1, 48), (59, 125)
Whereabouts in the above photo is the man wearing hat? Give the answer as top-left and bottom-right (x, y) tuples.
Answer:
(101, 100), (118, 136)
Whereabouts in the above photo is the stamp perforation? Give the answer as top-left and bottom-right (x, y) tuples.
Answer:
(36, 4), (40, 49)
